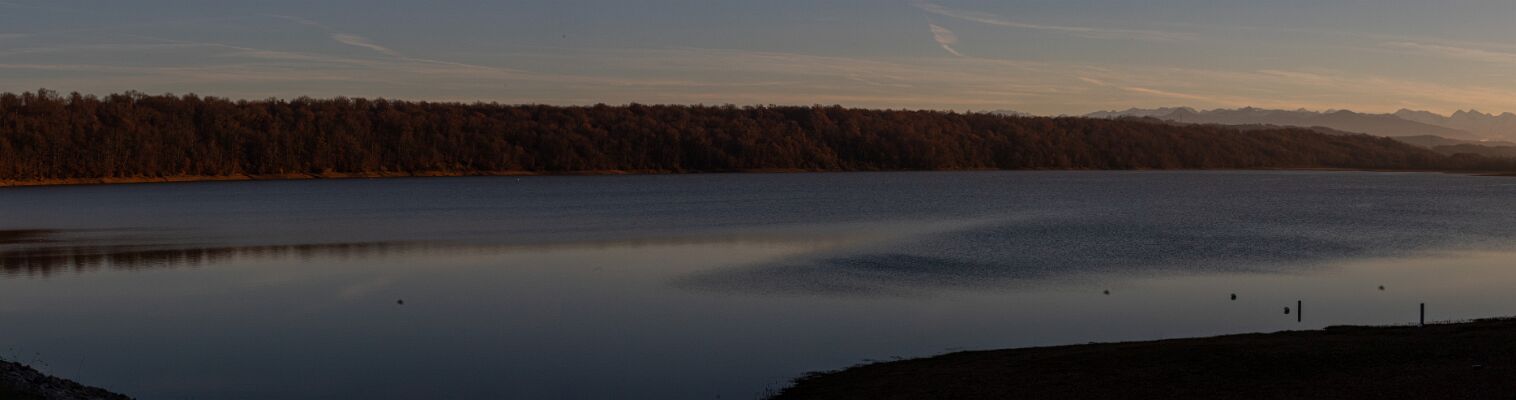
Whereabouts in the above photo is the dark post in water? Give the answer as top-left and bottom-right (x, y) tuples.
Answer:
(1420, 303), (1425, 327)
(1297, 300), (1302, 323)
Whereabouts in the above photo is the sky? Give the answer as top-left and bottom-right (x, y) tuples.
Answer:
(1, 0), (1514, 115)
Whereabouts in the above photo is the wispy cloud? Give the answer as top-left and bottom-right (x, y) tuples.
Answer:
(21, 33), (540, 89)
(1074, 65), (1516, 114)
(0, 42), (211, 57)
(909, 0), (1195, 42)
(269, 16), (521, 71)
(1381, 41), (1516, 65)
(1120, 86), (1226, 103)
(928, 23), (963, 57)
(1254, 69), (1334, 82)
(265, 14), (330, 30)
(332, 33), (402, 57)
(8, 36), (1512, 115)
(268, 15), (404, 57)
(4, 16), (1514, 117)
(1077, 76), (1108, 86)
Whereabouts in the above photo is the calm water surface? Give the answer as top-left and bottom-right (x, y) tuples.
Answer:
(3, 171), (1516, 399)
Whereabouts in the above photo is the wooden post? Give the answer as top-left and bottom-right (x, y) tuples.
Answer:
(1420, 303), (1425, 327)
(1297, 300), (1302, 323)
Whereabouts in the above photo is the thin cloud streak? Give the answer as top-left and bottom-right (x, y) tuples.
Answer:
(93, 34), (543, 84)
(15, 43), (1515, 115)
(268, 15), (403, 57)
(5, 1), (1516, 116)
(262, 16), (536, 77)
(4, 15), (1514, 117)
(234, 46), (1516, 115)
(1121, 86), (1228, 104)
(265, 14), (333, 30)
(1077, 77), (1108, 86)
(928, 23), (963, 57)
(332, 33), (402, 57)
(1381, 41), (1516, 65)
(909, 0), (1196, 42)
(0, 42), (212, 57)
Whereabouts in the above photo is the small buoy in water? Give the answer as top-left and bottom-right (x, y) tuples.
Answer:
(397, 299), (405, 305)
(1379, 285), (1385, 291)
(1284, 307), (1291, 315)
(1102, 290), (1110, 295)
(1230, 293), (1237, 300)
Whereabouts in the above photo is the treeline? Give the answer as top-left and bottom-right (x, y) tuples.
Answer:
(0, 89), (1512, 182)
(1433, 144), (1516, 159)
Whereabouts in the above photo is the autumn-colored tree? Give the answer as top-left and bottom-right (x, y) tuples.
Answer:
(0, 90), (1510, 182)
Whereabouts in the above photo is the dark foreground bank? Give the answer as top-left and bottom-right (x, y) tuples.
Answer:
(775, 318), (1516, 400)
(0, 360), (129, 400)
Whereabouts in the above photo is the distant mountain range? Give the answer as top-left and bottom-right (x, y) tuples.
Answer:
(1085, 107), (1500, 141)
(1392, 109), (1516, 141)
(984, 107), (1516, 158)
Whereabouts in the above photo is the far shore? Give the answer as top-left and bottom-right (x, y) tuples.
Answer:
(773, 317), (1516, 400)
(1, 168), (1510, 189)
(0, 169), (824, 188)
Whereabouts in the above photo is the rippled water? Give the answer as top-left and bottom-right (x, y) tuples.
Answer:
(3, 171), (1516, 399)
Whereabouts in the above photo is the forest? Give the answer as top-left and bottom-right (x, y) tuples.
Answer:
(1, 89), (1513, 184)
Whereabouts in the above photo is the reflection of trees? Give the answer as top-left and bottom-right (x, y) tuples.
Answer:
(0, 230), (56, 245)
(0, 228), (858, 278)
(0, 242), (416, 277)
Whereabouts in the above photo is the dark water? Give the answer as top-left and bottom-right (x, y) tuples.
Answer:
(4, 171), (1516, 399)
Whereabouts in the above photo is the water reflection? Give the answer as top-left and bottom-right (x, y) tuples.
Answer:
(1, 241), (416, 277)
(0, 229), (867, 278)
(676, 218), (1470, 296)
(5, 172), (1516, 399)
(0, 229), (57, 244)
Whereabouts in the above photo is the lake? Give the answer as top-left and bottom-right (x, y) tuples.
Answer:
(4, 171), (1516, 399)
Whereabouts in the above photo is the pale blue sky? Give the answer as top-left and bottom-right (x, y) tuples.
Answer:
(2, 0), (1514, 115)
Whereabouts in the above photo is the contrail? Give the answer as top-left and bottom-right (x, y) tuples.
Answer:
(929, 23), (964, 57)
(267, 14), (403, 57)
(911, 0), (1194, 42)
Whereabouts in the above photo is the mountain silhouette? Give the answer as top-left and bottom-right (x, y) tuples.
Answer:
(1089, 107), (1483, 140)
(1394, 109), (1516, 142)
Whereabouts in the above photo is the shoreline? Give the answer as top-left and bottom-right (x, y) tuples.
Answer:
(0, 169), (828, 189)
(8, 318), (1514, 399)
(0, 167), (1508, 189)
(773, 317), (1516, 400)
(0, 359), (130, 400)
